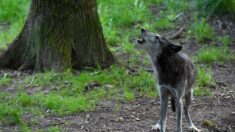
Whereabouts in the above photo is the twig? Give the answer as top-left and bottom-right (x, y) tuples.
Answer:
(168, 26), (185, 40)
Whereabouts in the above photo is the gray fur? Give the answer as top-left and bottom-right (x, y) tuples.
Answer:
(137, 29), (200, 132)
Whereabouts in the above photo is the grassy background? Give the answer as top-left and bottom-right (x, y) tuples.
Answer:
(0, 0), (234, 129)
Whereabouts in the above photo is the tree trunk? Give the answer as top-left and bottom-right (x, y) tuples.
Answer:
(0, 0), (114, 71)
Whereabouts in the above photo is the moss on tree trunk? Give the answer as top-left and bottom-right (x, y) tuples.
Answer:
(0, 0), (114, 71)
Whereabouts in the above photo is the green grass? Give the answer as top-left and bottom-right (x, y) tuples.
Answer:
(153, 17), (175, 30)
(0, 0), (29, 23)
(189, 18), (214, 42)
(17, 91), (32, 107)
(219, 35), (231, 46)
(194, 66), (213, 96)
(124, 88), (135, 101)
(196, 46), (230, 64)
(194, 86), (212, 97)
(25, 66), (157, 98)
(0, 74), (12, 87)
(20, 123), (32, 132)
(195, 35), (234, 63)
(0, 103), (21, 125)
(97, 0), (189, 58)
(0, 0), (30, 49)
(98, 0), (154, 28)
(0, 66), (157, 125)
(36, 93), (94, 115)
(47, 126), (59, 132)
(98, 0), (155, 49)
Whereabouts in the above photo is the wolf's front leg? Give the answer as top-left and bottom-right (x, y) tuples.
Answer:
(176, 97), (183, 132)
(152, 89), (168, 132)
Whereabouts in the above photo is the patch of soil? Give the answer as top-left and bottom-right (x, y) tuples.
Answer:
(58, 97), (235, 132)
(1, 97), (233, 132)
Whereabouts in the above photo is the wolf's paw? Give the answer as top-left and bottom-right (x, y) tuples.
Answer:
(188, 126), (201, 132)
(151, 123), (160, 131)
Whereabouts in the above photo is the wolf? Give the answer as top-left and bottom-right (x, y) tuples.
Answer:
(137, 29), (200, 132)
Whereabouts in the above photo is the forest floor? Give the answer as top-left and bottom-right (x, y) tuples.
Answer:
(1, 62), (235, 132)
(1, 20), (235, 132)
(1, 1), (235, 132)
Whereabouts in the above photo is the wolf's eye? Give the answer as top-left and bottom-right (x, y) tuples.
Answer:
(155, 35), (160, 39)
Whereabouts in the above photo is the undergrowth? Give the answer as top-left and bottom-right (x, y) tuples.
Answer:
(188, 18), (214, 42)
(195, 36), (234, 63)
(195, 66), (214, 96)
(0, 73), (12, 87)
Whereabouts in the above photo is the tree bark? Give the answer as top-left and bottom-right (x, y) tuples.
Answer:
(0, 0), (114, 71)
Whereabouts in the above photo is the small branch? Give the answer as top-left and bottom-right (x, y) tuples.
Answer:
(168, 26), (185, 40)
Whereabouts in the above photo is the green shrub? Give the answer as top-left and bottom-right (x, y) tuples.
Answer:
(0, 74), (12, 87)
(194, 66), (213, 97)
(196, 46), (229, 64)
(189, 18), (214, 42)
(0, 104), (21, 125)
(124, 89), (135, 101)
(18, 92), (32, 107)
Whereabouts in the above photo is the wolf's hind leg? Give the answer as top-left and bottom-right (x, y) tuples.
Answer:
(184, 90), (200, 132)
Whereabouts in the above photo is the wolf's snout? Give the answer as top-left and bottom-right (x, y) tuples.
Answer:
(141, 28), (146, 33)
(137, 29), (146, 44)
(137, 39), (145, 44)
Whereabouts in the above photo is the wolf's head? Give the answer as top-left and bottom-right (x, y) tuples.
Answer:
(137, 29), (182, 57)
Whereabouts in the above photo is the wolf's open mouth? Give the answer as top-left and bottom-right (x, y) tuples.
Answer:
(137, 35), (145, 44)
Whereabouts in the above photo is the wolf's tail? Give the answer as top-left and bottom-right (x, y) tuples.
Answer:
(171, 97), (176, 112)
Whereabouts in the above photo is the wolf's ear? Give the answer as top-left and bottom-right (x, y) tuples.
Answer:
(167, 44), (182, 54)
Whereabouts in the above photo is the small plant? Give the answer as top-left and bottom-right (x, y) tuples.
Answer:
(20, 123), (32, 132)
(0, 74), (12, 87)
(194, 86), (212, 97)
(219, 35), (231, 46)
(18, 91), (32, 107)
(153, 17), (175, 30)
(124, 69), (157, 97)
(197, 66), (213, 87)
(194, 66), (213, 96)
(124, 88), (135, 101)
(196, 46), (229, 64)
(0, 104), (21, 125)
(189, 18), (214, 42)
(47, 126), (59, 132)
